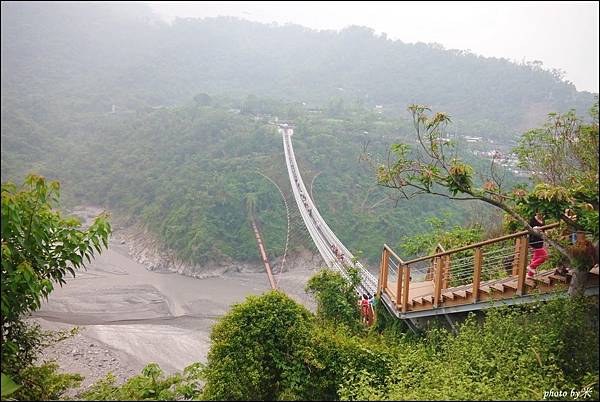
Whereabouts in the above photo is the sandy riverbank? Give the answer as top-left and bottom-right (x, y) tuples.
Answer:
(31, 209), (322, 395)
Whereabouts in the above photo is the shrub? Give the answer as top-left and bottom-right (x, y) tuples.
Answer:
(81, 362), (204, 400)
(10, 362), (82, 401)
(1, 174), (110, 386)
(305, 268), (362, 333)
(200, 291), (315, 400)
(339, 297), (599, 401)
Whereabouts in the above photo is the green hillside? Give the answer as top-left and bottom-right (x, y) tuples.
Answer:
(1, 2), (594, 266)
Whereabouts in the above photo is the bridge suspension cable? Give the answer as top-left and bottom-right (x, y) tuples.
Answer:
(256, 171), (291, 286)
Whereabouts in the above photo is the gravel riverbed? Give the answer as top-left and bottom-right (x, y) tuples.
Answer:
(31, 207), (321, 396)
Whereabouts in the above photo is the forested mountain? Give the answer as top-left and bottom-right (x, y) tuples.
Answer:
(6, 95), (491, 265)
(2, 2), (594, 130)
(1, 2), (596, 266)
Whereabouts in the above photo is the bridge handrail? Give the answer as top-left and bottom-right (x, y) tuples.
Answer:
(401, 222), (560, 266)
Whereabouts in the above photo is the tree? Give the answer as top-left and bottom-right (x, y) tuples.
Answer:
(1, 174), (111, 381)
(373, 103), (598, 296)
(193, 93), (212, 106)
(305, 268), (362, 332)
(201, 291), (315, 400)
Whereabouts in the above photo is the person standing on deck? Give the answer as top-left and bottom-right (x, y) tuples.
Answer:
(527, 212), (548, 279)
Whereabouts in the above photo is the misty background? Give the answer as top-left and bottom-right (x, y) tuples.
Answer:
(1, 1), (598, 266)
(147, 1), (599, 93)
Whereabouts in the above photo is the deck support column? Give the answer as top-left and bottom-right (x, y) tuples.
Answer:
(444, 313), (458, 334)
(396, 262), (403, 307)
(402, 265), (410, 313)
(516, 235), (529, 296)
(434, 257), (443, 308)
(472, 247), (482, 303)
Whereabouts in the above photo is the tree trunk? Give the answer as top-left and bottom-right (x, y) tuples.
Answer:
(568, 269), (589, 298)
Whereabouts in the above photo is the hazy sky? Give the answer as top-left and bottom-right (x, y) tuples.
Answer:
(146, 1), (599, 93)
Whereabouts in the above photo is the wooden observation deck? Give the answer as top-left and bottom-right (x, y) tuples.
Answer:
(377, 223), (599, 320)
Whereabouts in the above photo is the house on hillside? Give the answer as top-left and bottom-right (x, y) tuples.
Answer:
(464, 136), (482, 143)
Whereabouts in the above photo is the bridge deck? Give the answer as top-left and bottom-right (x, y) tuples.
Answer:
(281, 128), (378, 296)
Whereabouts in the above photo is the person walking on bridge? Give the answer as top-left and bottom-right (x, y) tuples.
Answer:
(359, 294), (373, 326)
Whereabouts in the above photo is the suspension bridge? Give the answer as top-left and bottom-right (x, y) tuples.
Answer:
(253, 123), (599, 326)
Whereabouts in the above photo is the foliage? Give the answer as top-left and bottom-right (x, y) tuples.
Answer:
(513, 104), (599, 240)
(305, 324), (398, 401)
(77, 280), (597, 402)
(200, 289), (401, 401)
(81, 362), (204, 401)
(1, 372), (21, 397)
(371, 296), (412, 340)
(196, 283), (598, 401)
(200, 291), (315, 400)
(2, 96), (484, 267)
(399, 216), (483, 258)
(1, 174), (111, 324)
(9, 362), (82, 401)
(1, 320), (46, 378)
(338, 297), (599, 401)
(2, 2), (593, 138)
(1, 174), (109, 400)
(0, 323), (84, 401)
(305, 268), (363, 332)
(376, 103), (599, 286)
(2, 1), (592, 270)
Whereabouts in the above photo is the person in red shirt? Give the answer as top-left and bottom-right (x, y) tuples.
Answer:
(359, 294), (373, 326)
(527, 212), (547, 278)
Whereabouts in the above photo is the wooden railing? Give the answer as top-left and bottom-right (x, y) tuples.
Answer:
(378, 223), (560, 312)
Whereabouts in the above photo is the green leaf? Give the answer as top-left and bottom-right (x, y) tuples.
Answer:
(1, 372), (22, 397)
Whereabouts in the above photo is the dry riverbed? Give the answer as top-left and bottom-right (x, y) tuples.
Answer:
(31, 208), (321, 396)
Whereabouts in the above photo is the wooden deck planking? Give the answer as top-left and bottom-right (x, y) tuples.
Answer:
(383, 267), (598, 316)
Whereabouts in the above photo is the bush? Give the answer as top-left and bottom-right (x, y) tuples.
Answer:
(10, 362), (82, 401)
(371, 295), (413, 340)
(308, 324), (399, 401)
(1, 174), (110, 382)
(305, 268), (363, 333)
(81, 362), (204, 401)
(339, 297), (599, 401)
(1, 322), (82, 400)
(200, 291), (315, 400)
(84, 280), (597, 401)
